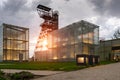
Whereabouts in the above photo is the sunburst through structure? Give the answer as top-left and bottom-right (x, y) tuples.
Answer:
(35, 4), (58, 53)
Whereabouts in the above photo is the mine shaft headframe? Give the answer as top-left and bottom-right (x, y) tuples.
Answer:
(37, 4), (59, 30)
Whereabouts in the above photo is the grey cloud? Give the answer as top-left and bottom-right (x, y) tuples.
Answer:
(1, 0), (52, 12)
(64, 0), (70, 2)
(89, 0), (120, 17)
(88, 0), (120, 40)
(0, 0), (53, 27)
(0, 0), (52, 19)
(0, 0), (29, 24)
(1, 0), (27, 15)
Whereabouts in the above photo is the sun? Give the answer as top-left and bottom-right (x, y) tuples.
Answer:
(42, 39), (48, 51)
(42, 40), (48, 45)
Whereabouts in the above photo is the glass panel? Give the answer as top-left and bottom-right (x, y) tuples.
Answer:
(94, 28), (99, 44)
(3, 26), (29, 61)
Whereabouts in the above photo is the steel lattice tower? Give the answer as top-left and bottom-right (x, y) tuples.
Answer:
(34, 4), (58, 56)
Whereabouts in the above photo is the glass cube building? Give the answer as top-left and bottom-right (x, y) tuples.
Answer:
(35, 20), (99, 61)
(0, 23), (29, 61)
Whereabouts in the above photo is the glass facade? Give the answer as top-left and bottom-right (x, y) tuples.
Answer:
(1, 23), (29, 61)
(0, 25), (3, 61)
(99, 39), (120, 61)
(35, 20), (99, 61)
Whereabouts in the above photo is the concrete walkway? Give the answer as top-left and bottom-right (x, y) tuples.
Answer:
(33, 62), (120, 80)
(1, 69), (64, 76)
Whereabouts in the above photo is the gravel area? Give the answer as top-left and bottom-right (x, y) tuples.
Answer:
(33, 62), (120, 80)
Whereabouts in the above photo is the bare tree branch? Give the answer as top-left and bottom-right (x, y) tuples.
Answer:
(112, 28), (120, 39)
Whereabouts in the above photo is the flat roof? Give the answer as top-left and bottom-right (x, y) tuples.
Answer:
(100, 38), (120, 42)
(50, 20), (99, 34)
(2, 23), (29, 30)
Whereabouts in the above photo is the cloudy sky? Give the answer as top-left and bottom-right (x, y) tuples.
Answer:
(0, 0), (120, 57)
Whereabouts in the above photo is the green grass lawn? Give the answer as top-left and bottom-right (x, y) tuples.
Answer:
(0, 61), (116, 71)
(0, 62), (87, 71)
(99, 60), (116, 65)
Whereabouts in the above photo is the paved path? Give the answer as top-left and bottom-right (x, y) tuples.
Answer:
(33, 62), (120, 80)
(1, 69), (64, 76)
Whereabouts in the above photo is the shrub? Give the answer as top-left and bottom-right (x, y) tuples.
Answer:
(0, 70), (5, 75)
(0, 76), (6, 80)
(10, 71), (34, 80)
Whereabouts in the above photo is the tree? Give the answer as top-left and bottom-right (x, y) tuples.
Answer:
(112, 28), (120, 39)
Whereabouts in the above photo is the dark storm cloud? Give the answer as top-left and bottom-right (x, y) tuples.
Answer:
(0, 0), (29, 24)
(89, 0), (120, 17)
(0, 0), (52, 15)
(0, 0), (52, 26)
(1, 0), (27, 15)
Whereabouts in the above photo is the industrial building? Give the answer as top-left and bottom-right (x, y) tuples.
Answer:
(98, 39), (120, 61)
(34, 20), (99, 61)
(0, 23), (29, 61)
